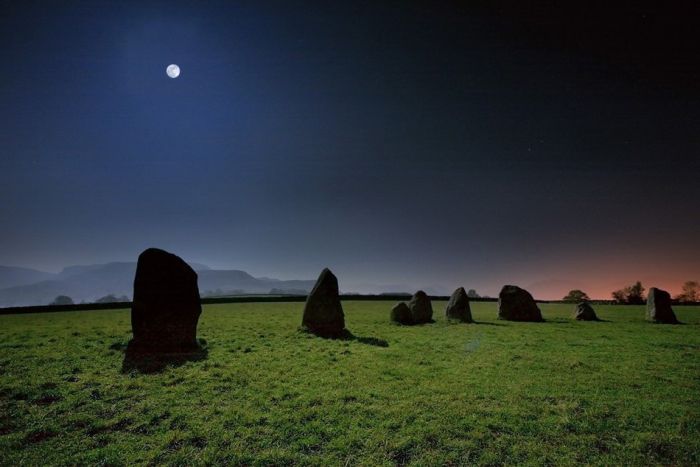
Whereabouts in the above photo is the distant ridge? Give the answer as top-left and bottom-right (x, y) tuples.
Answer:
(0, 262), (315, 307)
(0, 266), (54, 289)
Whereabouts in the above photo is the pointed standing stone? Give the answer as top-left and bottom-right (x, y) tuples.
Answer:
(573, 301), (598, 321)
(129, 248), (202, 353)
(301, 268), (346, 337)
(408, 290), (433, 324)
(646, 287), (678, 324)
(445, 287), (473, 322)
(497, 285), (543, 322)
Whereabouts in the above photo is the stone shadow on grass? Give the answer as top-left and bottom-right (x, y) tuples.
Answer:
(119, 339), (208, 374)
(353, 335), (390, 347)
(391, 319), (437, 326)
(300, 328), (389, 347)
(542, 319), (571, 324)
(476, 319), (552, 325)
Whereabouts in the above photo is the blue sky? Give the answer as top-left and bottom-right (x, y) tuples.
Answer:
(1, 2), (698, 298)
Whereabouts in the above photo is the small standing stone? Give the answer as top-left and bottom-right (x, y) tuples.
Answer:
(646, 287), (678, 324)
(129, 248), (202, 353)
(497, 285), (543, 322)
(301, 268), (346, 337)
(573, 301), (598, 321)
(408, 290), (433, 324)
(390, 302), (412, 325)
(445, 287), (473, 323)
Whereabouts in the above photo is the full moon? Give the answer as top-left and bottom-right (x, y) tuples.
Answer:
(166, 64), (180, 79)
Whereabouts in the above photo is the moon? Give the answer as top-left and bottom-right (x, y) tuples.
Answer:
(166, 64), (180, 79)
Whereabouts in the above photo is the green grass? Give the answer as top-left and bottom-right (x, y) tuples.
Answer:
(1, 302), (699, 465)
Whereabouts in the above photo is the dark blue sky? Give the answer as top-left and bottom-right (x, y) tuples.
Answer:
(1, 1), (698, 298)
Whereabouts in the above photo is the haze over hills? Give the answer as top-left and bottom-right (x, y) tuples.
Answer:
(0, 266), (55, 289)
(0, 263), (319, 307)
(2, 261), (693, 306)
(0, 261), (458, 308)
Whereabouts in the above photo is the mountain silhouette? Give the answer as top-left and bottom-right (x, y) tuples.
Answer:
(0, 266), (55, 289)
(0, 262), (315, 307)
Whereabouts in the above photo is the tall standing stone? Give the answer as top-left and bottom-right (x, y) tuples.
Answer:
(302, 268), (346, 337)
(646, 287), (678, 324)
(408, 290), (433, 324)
(445, 287), (473, 322)
(573, 301), (598, 321)
(129, 248), (202, 353)
(498, 285), (543, 322)
(390, 302), (412, 325)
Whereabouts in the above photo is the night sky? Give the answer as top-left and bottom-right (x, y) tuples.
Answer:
(1, 1), (698, 299)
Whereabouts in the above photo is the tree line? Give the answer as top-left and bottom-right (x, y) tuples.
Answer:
(563, 280), (699, 304)
(47, 281), (700, 307)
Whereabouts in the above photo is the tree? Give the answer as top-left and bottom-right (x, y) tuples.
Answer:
(562, 289), (590, 302)
(626, 281), (645, 304)
(50, 295), (74, 306)
(467, 289), (480, 298)
(611, 281), (645, 304)
(96, 294), (117, 303)
(675, 281), (699, 302)
(96, 294), (128, 303)
(611, 289), (626, 303)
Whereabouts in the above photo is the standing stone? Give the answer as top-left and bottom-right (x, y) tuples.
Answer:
(445, 287), (473, 323)
(390, 302), (412, 325)
(573, 301), (598, 321)
(301, 268), (346, 337)
(408, 290), (433, 324)
(646, 287), (678, 324)
(129, 248), (202, 353)
(498, 285), (543, 322)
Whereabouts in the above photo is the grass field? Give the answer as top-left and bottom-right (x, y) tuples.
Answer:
(1, 301), (699, 465)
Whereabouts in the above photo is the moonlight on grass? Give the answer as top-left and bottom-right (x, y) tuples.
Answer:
(166, 64), (180, 78)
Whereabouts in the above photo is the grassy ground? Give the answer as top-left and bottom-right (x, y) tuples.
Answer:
(1, 301), (698, 465)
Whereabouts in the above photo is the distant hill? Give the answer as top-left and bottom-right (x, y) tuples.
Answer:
(0, 262), (315, 307)
(0, 266), (55, 289)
